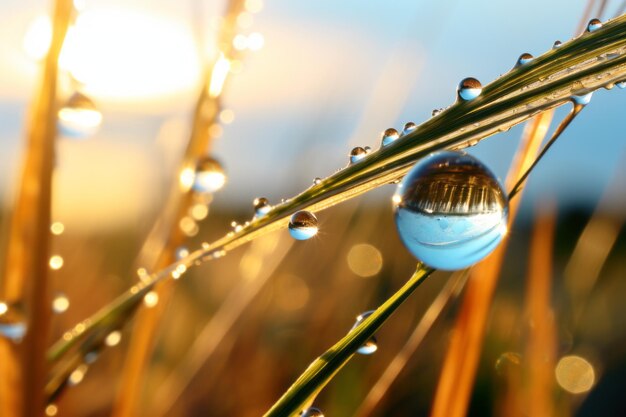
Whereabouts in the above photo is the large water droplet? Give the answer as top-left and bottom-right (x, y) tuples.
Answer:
(515, 52), (533, 67)
(402, 122), (417, 136)
(288, 211), (318, 240)
(0, 302), (27, 341)
(349, 147), (367, 164)
(193, 156), (226, 193)
(381, 128), (400, 147)
(572, 92), (593, 105)
(587, 18), (602, 32)
(393, 151), (509, 270)
(57, 92), (102, 138)
(457, 77), (482, 101)
(351, 310), (379, 355)
(300, 407), (324, 417)
(553, 40), (563, 49)
(253, 197), (272, 217)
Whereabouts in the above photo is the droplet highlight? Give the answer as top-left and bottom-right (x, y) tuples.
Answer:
(253, 197), (272, 217)
(192, 156), (226, 193)
(393, 151), (509, 270)
(52, 293), (70, 314)
(381, 128), (400, 146)
(586, 18), (602, 33)
(57, 92), (102, 138)
(457, 77), (482, 101)
(288, 211), (318, 240)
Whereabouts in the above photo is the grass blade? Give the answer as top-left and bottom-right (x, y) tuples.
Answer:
(263, 264), (434, 417)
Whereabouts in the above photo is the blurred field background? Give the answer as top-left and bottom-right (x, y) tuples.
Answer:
(0, 0), (625, 416)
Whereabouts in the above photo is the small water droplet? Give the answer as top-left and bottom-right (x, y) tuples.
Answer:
(587, 18), (602, 32)
(364, 145), (372, 154)
(553, 40), (562, 49)
(52, 292), (70, 314)
(457, 77), (482, 101)
(495, 352), (522, 375)
(192, 156), (226, 193)
(381, 128), (400, 146)
(431, 108), (443, 117)
(572, 92), (593, 105)
(288, 211), (318, 240)
(313, 177), (322, 185)
(0, 302), (27, 341)
(393, 151), (509, 270)
(349, 147), (367, 164)
(175, 246), (190, 260)
(402, 122), (417, 136)
(253, 197), (272, 217)
(68, 364), (88, 386)
(616, 81), (626, 89)
(351, 310), (379, 355)
(300, 407), (324, 417)
(105, 330), (122, 347)
(57, 92), (102, 138)
(515, 52), (533, 67)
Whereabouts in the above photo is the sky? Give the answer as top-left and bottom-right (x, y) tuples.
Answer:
(0, 0), (624, 230)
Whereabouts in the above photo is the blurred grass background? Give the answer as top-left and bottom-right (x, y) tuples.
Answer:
(0, 0), (625, 415)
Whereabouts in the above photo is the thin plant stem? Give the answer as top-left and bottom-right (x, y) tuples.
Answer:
(0, 1), (72, 416)
(353, 270), (470, 417)
(509, 103), (584, 200)
(263, 264), (434, 417)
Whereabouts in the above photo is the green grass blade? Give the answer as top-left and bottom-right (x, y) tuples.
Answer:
(263, 264), (434, 417)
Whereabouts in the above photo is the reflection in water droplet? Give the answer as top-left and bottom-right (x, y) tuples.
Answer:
(351, 310), (379, 355)
(349, 147), (367, 164)
(193, 156), (226, 193)
(572, 92), (593, 105)
(253, 197), (272, 217)
(495, 352), (522, 375)
(57, 92), (102, 138)
(381, 128), (400, 147)
(555, 355), (595, 394)
(457, 77), (482, 101)
(0, 301), (27, 341)
(553, 40), (562, 49)
(52, 293), (70, 314)
(516, 52), (533, 67)
(616, 81), (626, 89)
(393, 151), (509, 270)
(300, 407), (324, 417)
(288, 211), (318, 240)
(402, 122), (417, 136)
(586, 18), (602, 32)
